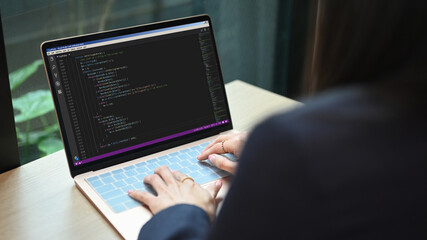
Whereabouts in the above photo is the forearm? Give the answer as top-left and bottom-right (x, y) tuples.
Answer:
(139, 204), (211, 240)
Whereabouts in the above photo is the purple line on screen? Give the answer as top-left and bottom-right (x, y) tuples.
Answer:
(74, 119), (229, 166)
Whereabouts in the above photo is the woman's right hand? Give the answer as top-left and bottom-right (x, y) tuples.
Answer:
(197, 131), (248, 174)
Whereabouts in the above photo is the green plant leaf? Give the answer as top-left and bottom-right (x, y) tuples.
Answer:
(38, 137), (63, 156)
(9, 59), (44, 91)
(12, 89), (54, 123)
(17, 124), (60, 145)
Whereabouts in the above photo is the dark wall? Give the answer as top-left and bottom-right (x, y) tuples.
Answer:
(0, 11), (20, 173)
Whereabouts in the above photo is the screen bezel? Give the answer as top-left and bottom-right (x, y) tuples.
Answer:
(40, 14), (232, 178)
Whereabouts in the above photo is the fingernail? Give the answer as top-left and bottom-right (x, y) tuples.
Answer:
(128, 190), (134, 194)
(216, 180), (222, 187)
(208, 154), (215, 163)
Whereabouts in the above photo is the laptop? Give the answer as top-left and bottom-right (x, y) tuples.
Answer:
(40, 15), (234, 239)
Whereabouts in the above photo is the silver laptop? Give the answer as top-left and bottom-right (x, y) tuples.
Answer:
(40, 15), (233, 239)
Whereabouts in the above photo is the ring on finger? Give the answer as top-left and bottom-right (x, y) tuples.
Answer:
(180, 176), (194, 183)
(221, 140), (226, 153)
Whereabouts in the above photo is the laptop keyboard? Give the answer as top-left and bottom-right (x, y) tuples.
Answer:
(86, 142), (231, 213)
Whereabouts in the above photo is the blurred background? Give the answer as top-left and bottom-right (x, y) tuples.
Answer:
(0, 0), (313, 164)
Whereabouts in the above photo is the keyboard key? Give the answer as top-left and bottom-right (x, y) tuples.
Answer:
(146, 162), (159, 170)
(122, 186), (134, 192)
(188, 164), (202, 171)
(146, 159), (157, 164)
(197, 172), (220, 185)
(190, 145), (203, 151)
(180, 148), (190, 153)
(101, 189), (123, 200)
(180, 159), (194, 166)
(177, 154), (190, 160)
(90, 180), (104, 188)
(101, 176), (115, 184)
(112, 169), (123, 174)
(189, 171), (202, 179)
(157, 159), (169, 166)
(158, 155), (169, 160)
(187, 151), (199, 158)
(124, 170), (137, 177)
(107, 194), (133, 206)
(180, 168), (191, 175)
(137, 186), (148, 192)
(100, 172), (112, 178)
(135, 166), (149, 174)
(124, 165), (135, 171)
(200, 142), (210, 148)
(113, 173), (127, 180)
(133, 182), (145, 189)
(95, 184), (115, 194)
(87, 176), (100, 182)
(199, 166), (215, 176)
(135, 174), (146, 181)
(125, 177), (138, 184)
(113, 180), (127, 188)
(168, 163), (180, 170)
(135, 162), (147, 167)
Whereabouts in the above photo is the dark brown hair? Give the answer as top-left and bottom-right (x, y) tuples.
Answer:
(305, 0), (427, 94)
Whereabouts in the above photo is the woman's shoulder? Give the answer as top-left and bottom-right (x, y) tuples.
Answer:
(249, 80), (427, 168)
(258, 84), (373, 137)
(262, 80), (427, 136)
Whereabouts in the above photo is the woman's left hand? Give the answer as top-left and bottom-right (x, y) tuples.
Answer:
(129, 165), (223, 220)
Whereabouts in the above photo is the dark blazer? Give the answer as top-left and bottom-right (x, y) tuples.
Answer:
(139, 77), (427, 239)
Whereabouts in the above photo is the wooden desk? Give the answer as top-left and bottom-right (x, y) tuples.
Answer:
(0, 80), (300, 239)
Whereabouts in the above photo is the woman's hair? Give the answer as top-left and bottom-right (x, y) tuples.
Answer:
(305, 0), (427, 94)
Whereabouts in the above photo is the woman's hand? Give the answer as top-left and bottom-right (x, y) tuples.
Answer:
(129, 166), (222, 220)
(197, 131), (248, 174)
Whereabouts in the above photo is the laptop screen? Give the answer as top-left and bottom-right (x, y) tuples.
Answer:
(41, 16), (231, 172)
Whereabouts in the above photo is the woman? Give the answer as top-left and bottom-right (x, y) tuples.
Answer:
(129, 0), (427, 239)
